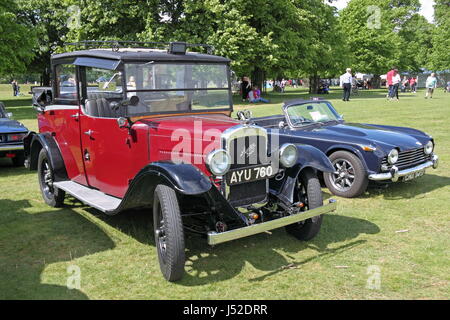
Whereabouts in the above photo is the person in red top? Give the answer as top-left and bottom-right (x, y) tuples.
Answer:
(409, 77), (417, 93)
(386, 68), (395, 99)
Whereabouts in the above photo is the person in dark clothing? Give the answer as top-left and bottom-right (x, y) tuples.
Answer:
(11, 80), (18, 96)
(241, 76), (251, 101)
(340, 68), (352, 101)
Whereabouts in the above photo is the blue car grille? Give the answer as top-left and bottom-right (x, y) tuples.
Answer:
(382, 148), (432, 170)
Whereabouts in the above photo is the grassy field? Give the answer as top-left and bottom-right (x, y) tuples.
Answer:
(0, 83), (448, 299)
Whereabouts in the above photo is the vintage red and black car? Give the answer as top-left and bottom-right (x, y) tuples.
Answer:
(25, 41), (337, 281)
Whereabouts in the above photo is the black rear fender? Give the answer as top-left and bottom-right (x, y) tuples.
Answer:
(24, 132), (68, 181)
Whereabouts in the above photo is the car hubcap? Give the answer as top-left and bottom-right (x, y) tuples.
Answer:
(41, 160), (54, 197)
(155, 205), (167, 263)
(330, 159), (355, 192)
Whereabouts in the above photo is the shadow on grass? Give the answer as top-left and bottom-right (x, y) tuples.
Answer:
(0, 199), (115, 300)
(92, 208), (379, 286)
(364, 173), (450, 200)
(0, 159), (34, 177)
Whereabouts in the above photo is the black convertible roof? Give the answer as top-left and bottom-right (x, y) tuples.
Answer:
(52, 49), (230, 64)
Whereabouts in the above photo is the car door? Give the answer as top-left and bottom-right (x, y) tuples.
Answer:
(40, 62), (87, 185)
(78, 65), (135, 198)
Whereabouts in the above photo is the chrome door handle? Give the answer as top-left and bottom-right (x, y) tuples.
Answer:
(71, 113), (79, 120)
(84, 130), (93, 136)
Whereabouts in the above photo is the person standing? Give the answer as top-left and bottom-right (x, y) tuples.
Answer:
(390, 69), (401, 100)
(409, 77), (417, 93)
(11, 80), (18, 96)
(425, 73), (438, 99)
(339, 68), (352, 101)
(386, 67), (395, 99)
(241, 76), (251, 102)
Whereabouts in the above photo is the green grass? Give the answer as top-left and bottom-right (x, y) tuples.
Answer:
(0, 84), (449, 299)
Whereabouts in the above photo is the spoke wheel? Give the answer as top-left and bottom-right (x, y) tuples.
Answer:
(37, 149), (65, 207)
(285, 169), (324, 241)
(330, 159), (355, 192)
(153, 184), (185, 282)
(324, 150), (369, 198)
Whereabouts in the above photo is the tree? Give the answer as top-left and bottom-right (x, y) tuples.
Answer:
(0, 1), (35, 75)
(429, 0), (450, 71)
(338, 0), (421, 87)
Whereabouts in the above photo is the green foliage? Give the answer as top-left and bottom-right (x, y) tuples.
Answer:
(429, 0), (450, 71)
(338, 0), (424, 75)
(0, 1), (35, 75)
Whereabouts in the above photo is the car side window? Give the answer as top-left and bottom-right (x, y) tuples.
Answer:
(55, 64), (78, 104)
(83, 67), (125, 118)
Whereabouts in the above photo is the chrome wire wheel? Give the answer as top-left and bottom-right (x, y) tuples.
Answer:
(330, 159), (355, 192)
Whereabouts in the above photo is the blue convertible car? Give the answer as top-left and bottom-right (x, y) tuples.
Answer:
(254, 99), (439, 198)
(0, 102), (28, 166)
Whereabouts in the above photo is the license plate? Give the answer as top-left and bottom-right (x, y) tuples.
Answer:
(403, 169), (425, 181)
(226, 165), (275, 185)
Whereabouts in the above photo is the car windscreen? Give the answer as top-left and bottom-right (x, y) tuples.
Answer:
(286, 102), (340, 126)
(124, 63), (231, 116)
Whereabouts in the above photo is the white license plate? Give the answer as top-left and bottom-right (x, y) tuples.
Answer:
(403, 169), (425, 181)
(226, 165), (275, 185)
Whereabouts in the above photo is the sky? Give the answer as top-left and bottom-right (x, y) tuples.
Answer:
(330, 0), (435, 23)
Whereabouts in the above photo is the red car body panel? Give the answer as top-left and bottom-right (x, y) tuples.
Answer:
(38, 106), (88, 185)
(42, 107), (239, 198)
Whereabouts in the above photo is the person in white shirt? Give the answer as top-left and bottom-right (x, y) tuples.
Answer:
(390, 69), (401, 100)
(340, 68), (352, 101)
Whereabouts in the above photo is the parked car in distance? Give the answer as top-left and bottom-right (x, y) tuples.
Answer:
(24, 41), (337, 281)
(0, 102), (28, 166)
(253, 99), (439, 198)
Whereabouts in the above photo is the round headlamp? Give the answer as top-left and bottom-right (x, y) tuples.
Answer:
(279, 144), (298, 168)
(206, 149), (231, 176)
(388, 149), (399, 165)
(424, 141), (433, 155)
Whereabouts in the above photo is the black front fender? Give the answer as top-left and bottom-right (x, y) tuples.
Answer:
(117, 161), (213, 212)
(270, 145), (333, 206)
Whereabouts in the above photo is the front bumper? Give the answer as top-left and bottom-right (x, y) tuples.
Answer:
(0, 144), (24, 152)
(207, 199), (337, 245)
(368, 155), (438, 182)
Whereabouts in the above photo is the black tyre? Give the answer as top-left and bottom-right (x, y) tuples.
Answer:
(38, 148), (65, 207)
(12, 153), (25, 167)
(285, 169), (324, 241)
(323, 150), (368, 198)
(153, 184), (185, 282)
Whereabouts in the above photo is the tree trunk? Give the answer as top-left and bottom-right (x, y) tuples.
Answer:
(251, 67), (264, 92)
(371, 75), (381, 89)
(309, 75), (320, 94)
(42, 68), (51, 86)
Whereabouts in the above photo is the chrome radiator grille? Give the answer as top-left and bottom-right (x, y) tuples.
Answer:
(382, 148), (432, 169)
(222, 125), (269, 207)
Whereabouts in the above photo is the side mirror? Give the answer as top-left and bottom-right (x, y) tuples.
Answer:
(6, 112), (13, 118)
(32, 90), (50, 113)
(278, 121), (286, 129)
(339, 114), (345, 120)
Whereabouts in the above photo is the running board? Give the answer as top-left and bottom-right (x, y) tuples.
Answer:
(54, 181), (121, 213)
